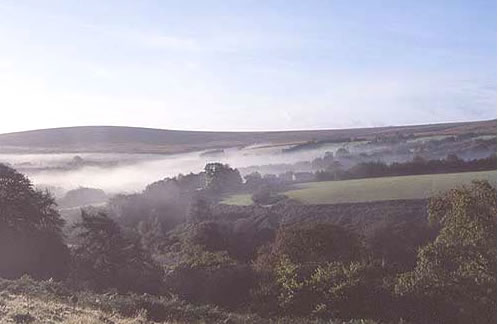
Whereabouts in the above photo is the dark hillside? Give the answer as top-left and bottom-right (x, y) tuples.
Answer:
(0, 119), (495, 153)
(213, 199), (428, 235)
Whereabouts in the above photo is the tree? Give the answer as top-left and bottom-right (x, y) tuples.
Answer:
(72, 211), (162, 294)
(203, 163), (242, 193)
(324, 151), (334, 161)
(251, 185), (272, 205)
(252, 223), (366, 317)
(58, 187), (107, 208)
(0, 164), (69, 280)
(251, 185), (285, 205)
(164, 226), (254, 309)
(445, 153), (460, 164)
(275, 259), (390, 318)
(395, 181), (496, 324)
(186, 221), (229, 252)
(271, 223), (362, 264)
(335, 147), (349, 157)
(187, 195), (212, 223)
(244, 171), (263, 189)
(137, 215), (164, 253)
(366, 221), (436, 271)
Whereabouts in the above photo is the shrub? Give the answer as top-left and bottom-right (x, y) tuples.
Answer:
(165, 242), (255, 309)
(271, 223), (362, 264)
(395, 181), (496, 324)
(251, 185), (286, 205)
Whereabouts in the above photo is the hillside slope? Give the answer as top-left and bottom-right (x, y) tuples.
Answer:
(0, 119), (495, 153)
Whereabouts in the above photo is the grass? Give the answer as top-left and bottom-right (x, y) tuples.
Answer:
(0, 277), (257, 324)
(0, 277), (385, 324)
(221, 194), (255, 206)
(222, 170), (497, 206)
(0, 292), (149, 324)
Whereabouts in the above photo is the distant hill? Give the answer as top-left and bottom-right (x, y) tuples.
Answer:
(0, 120), (495, 154)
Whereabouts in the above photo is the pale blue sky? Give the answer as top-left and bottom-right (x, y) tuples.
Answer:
(0, 0), (496, 133)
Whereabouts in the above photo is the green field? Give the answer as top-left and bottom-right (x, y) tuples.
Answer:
(222, 170), (497, 205)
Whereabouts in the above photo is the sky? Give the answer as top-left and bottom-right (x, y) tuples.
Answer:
(0, 0), (496, 133)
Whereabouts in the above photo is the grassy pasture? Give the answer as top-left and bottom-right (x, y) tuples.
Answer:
(222, 193), (255, 206)
(222, 170), (497, 206)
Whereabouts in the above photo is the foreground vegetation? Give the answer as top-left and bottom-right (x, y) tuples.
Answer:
(223, 170), (496, 205)
(0, 276), (261, 323)
(0, 277), (388, 324)
(0, 162), (496, 323)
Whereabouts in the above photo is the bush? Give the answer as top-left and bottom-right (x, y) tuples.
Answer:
(271, 223), (362, 264)
(251, 223), (381, 318)
(395, 181), (496, 324)
(0, 277), (265, 323)
(164, 242), (255, 309)
(258, 256), (392, 319)
(251, 185), (286, 205)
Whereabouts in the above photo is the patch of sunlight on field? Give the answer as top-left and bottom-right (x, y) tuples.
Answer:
(221, 194), (254, 206)
(221, 171), (497, 206)
(286, 171), (496, 204)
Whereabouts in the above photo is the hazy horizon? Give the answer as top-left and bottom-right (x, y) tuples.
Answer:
(0, 0), (496, 134)
(0, 117), (497, 135)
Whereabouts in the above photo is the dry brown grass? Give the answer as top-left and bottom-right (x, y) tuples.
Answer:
(0, 292), (160, 324)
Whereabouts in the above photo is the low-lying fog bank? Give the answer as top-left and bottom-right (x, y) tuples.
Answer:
(0, 134), (495, 197)
(0, 142), (353, 194)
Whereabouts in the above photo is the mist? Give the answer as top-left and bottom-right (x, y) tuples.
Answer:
(0, 133), (495, 197)
(0, 142), (354, 195)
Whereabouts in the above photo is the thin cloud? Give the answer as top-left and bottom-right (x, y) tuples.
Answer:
(81, 23), (202, 52)
(140, 34), (200, 51)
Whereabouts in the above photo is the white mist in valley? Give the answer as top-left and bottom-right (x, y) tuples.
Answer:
(0, 142), (359, 195)
(4, 135), (488, 196)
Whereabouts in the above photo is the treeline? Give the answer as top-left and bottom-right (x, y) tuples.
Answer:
(0, 162), (496, 323)
(282, 137), (363, 153)
(316, 154), (496, 181)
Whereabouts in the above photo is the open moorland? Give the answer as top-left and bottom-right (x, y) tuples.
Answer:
(0, 119), (496, 195)
(0, 119), (495, 154)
